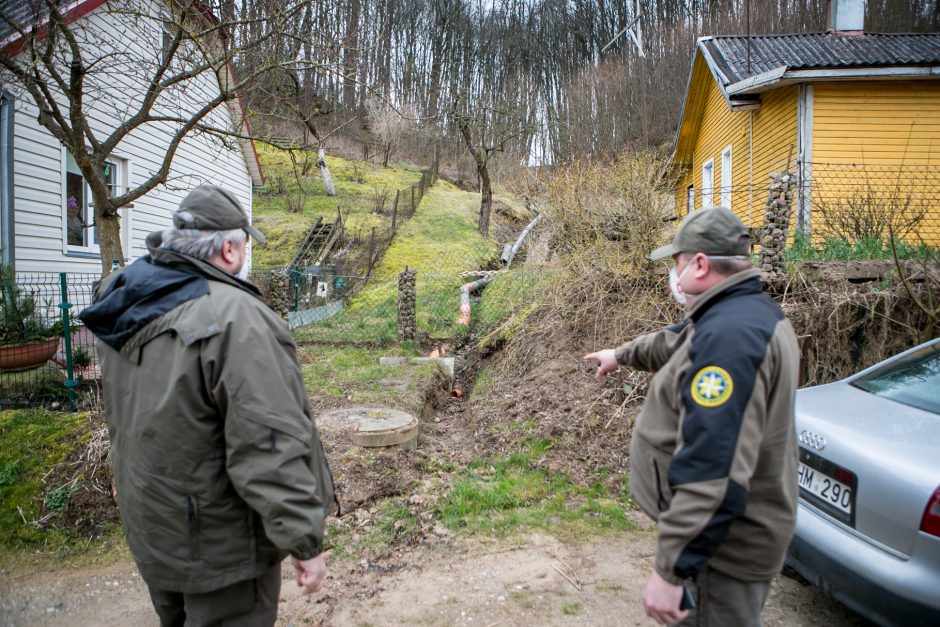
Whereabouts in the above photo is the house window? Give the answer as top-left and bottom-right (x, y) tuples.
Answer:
(687, 185), (694, 214)
(64, 150), (126, 252)
(720, 146), (732, 209)
(701, 159), (714, 207)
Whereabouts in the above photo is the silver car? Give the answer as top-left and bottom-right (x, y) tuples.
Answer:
(786, 338), (940, 626)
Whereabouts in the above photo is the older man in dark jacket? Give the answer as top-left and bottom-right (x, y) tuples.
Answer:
(81, 185), (335, 627)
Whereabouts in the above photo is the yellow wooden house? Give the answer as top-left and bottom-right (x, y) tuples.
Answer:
(670, 6), (940, 246)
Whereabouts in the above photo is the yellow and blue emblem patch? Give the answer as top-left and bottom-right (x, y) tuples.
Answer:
(690, 366), (734, 407)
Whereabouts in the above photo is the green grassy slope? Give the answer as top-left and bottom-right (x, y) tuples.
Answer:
(293, 183), (500, 343)
(251, 146), (424, 270)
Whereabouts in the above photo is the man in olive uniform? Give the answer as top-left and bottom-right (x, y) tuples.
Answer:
(585, 208), (800, 626)
(81, 185), (335, 627)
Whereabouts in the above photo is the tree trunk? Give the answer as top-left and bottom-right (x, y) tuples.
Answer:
(95, 207), (125, 275)
(478, 163), (492, 238)
(427, 33), (445, 117)
(457, 120), (491, 238)
(637, 53), (650, 148)
(318, 148), (336, 196)
(343, 0), (361, 110)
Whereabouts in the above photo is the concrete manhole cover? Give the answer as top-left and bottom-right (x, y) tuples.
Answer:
(319, 406), (419, 450)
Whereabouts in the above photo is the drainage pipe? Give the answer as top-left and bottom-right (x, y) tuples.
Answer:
(458, 211), (541, 326)
(503, 213), (542, 267)
(458, 275), (495, 325)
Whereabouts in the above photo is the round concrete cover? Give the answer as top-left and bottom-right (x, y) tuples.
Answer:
(318, 406), (418, 448)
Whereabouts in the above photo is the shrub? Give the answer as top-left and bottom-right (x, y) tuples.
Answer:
(0, 266), (62, 346)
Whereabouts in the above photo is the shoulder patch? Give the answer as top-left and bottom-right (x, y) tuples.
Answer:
(690, 366), (734, 407)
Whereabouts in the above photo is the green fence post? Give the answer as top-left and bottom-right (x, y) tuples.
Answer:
(58, 272), (77, 412)
(293, 266), (301, 312)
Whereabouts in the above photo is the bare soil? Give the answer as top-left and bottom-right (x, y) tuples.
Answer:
(0, 531), (869, 627)
(0, 341), (874, 626)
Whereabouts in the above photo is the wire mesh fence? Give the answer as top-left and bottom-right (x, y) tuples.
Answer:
(0, 260), (545, 407)
(684, 161), (940, 259)
(286, 163), (439, 279)
(0, 272), (100, 409)
(264, 266), (514, 344)
(799, 162), (940, 252)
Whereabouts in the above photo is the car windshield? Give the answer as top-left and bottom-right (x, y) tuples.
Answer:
(851, 342), (940, 415)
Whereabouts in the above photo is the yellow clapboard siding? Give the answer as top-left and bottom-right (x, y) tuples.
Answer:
(813, 82), (940, 163)
(673, 70), (940, 246)
(815, 108), (940, 117)
(812, 81), (940, 246)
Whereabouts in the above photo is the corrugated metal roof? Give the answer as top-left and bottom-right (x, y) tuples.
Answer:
(701, 32), (940, 86)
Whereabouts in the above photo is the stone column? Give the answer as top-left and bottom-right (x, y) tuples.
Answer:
(263, 271), (291, 320)
(759, 171), (795, 283)
(398, 268), (417, 342)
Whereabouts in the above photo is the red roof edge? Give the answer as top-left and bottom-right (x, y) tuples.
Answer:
(2, 0), (108, 57)
(4, 0), (264, 186)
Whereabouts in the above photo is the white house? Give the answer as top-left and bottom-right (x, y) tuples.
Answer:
(0, 0), (264, 276)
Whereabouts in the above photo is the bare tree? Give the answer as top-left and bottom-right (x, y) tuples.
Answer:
(455, 102), (532, 237)
(0, 0), (320, 274)
(365, 97), (415, 167)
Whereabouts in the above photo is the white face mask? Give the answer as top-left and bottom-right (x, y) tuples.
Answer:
(669, 262), (693, 306)
(668, 254), (751, 306)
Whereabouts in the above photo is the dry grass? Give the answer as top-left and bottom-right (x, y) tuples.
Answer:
(498, 155), (680, 372)
(780, 269), (939, 385)
(485, 153), (937, 386)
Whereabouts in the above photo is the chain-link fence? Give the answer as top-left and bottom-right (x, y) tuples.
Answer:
(682, 161), (940, 259)
(252, 256), (552, 347)
(799, 162), (940, 252)
(287, 163), (439, 278)
(0, 272), (100, 408)
(0, 258), (550, 407)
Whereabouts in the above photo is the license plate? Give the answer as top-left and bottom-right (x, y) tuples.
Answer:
(798, 462), (853, 516)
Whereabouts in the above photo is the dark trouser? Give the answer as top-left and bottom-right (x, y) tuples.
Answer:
(673, 567), (772, 627)
(147, 563), (281, 627)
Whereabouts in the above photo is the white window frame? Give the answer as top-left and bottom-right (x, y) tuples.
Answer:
(62, 147), (131, 257)
(720, 145), (732, 209)
(687, 185), (695, 214)
(701, 159), (715, 208)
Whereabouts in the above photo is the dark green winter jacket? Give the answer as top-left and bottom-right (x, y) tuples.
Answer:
(80, 248), (335, 593)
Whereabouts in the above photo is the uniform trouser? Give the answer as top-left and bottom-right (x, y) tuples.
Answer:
(147, 563), (281, 627)
(673, 567), (772, 627)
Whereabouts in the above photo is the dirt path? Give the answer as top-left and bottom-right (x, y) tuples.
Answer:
(1, 532), (869, 627)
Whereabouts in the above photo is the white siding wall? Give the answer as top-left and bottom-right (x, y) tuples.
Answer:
(8, 0), (255, 274)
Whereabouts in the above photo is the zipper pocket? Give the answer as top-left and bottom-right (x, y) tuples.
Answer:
(187, 495), (200, 559)
(653, 460), (667, 512)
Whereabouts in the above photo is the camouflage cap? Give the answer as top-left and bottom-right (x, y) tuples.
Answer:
(649, 207), (748, 261)
(173, 184), (267, 245)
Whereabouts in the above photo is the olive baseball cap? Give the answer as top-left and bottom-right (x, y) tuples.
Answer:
(648, 207), (748, 261)
(173, 185), (267, 244)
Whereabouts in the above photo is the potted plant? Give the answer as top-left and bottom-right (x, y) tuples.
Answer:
(0, 266), (63, 371)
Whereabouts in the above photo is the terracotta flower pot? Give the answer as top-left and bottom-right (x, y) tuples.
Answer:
(0, 338), (60, 372)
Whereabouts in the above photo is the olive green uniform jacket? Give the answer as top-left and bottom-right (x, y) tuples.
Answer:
(81, 248), (335, 594)
(615, 269), (799, 584)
